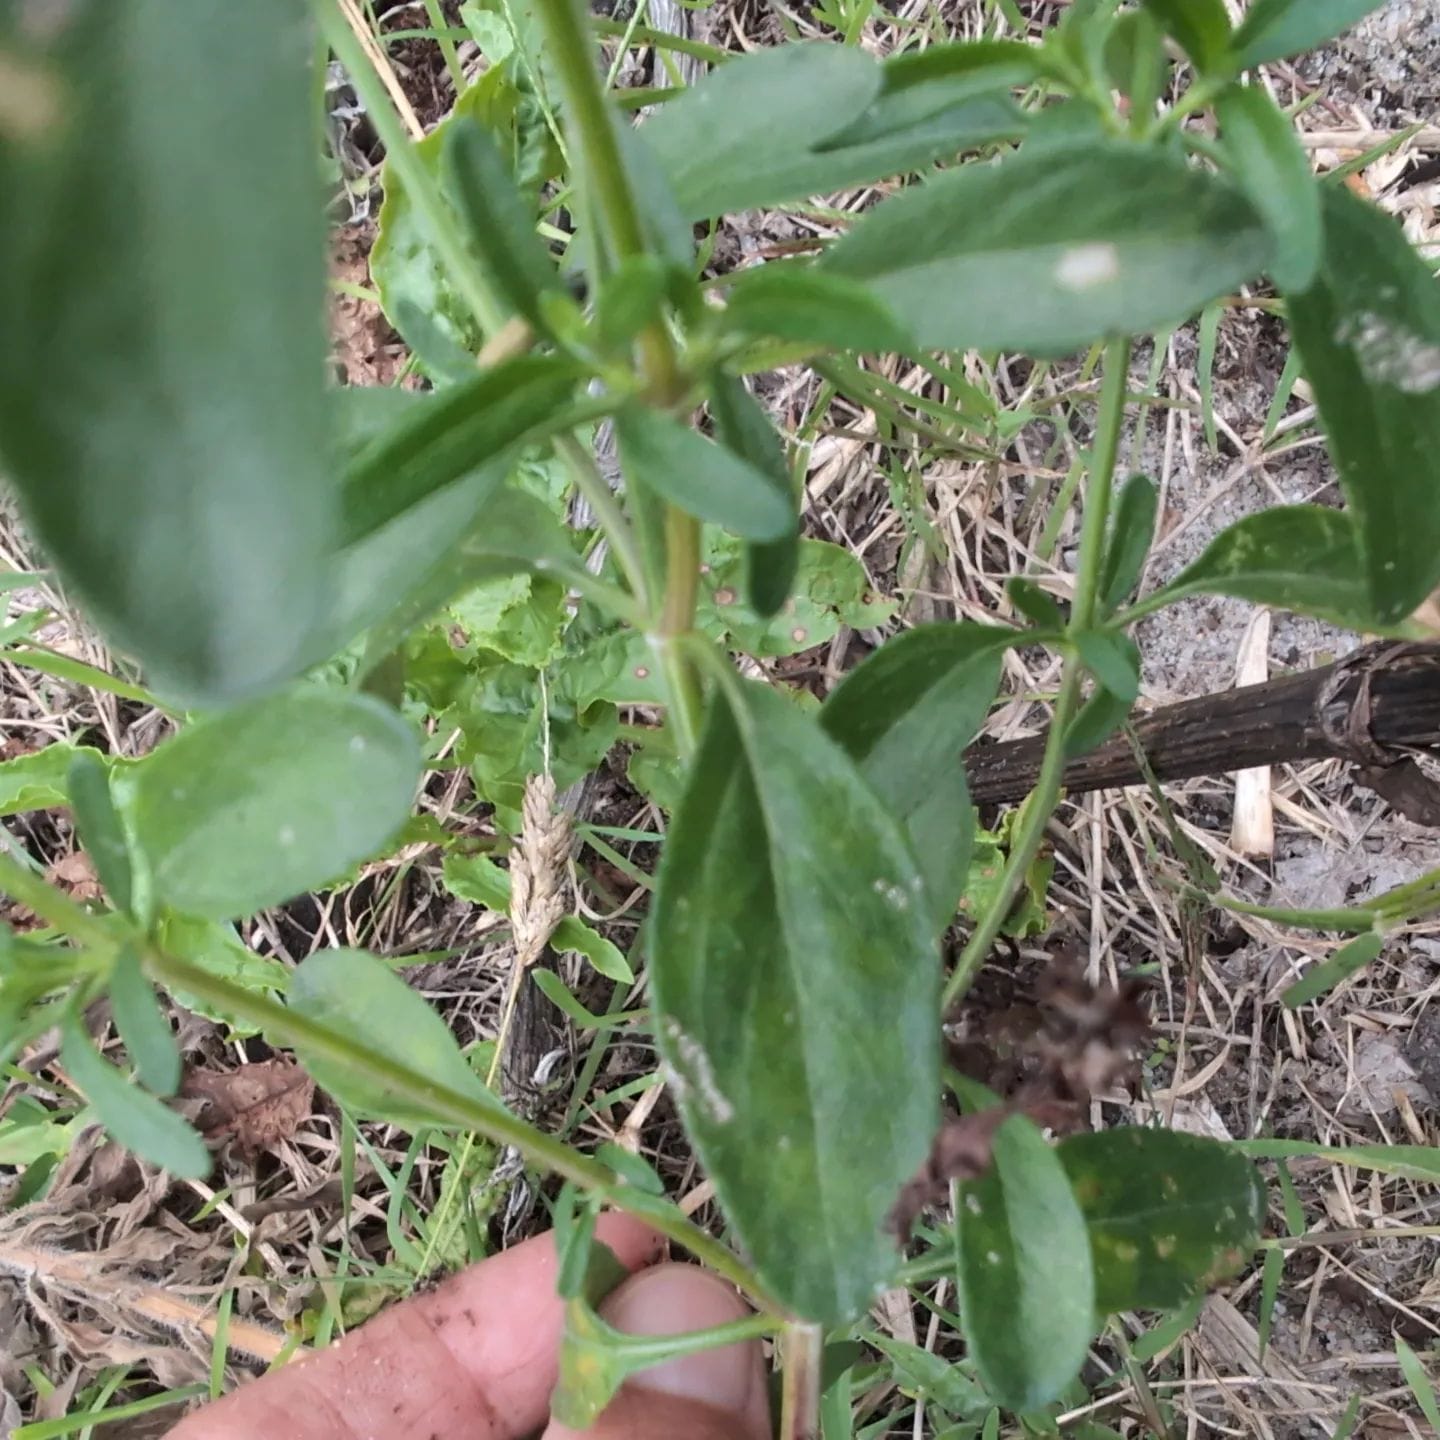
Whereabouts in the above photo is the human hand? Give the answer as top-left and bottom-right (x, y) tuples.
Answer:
(167, 1214), (771, 1440)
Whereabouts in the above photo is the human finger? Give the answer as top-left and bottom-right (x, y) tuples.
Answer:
(168, 1213), (662, 1440)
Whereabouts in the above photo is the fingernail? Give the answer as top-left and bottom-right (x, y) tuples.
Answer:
(601, 1265), (756, 1416)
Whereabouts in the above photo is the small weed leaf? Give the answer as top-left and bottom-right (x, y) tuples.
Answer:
(131, 690), (420, 921)
(1058, 1128), (1266, 1314)
(0, 0), (330, 704)
(869, 1336), (990, 1424)
(1284, 187), (1440, 624)
(109, 946), (180, 1098)
(0, 744), (105, 817)
(1099, 475), (1158, 614)
(1282, 931), (1385, 1008)
(1230, 0), (1387, 70)
(951, 1089), (1094, 1413)
(289, 948), (498, 1128)
(824, 143), (1272, 355)
(1139, 0), (1232, 72)
(653, 681), (940, 1322)
(66, 753), (133, 916)
(641, 42), (1022, 220)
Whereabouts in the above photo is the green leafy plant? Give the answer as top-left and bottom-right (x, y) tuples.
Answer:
(2, 0), (1438, 1431)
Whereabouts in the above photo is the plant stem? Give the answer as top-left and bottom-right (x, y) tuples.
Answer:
(145, 947), (779, 1311)
(421, 0), (466, 92)
(778, 1321), (824, 1440)
(942, 336), (1132, 1011)
(656, 509), (705, 757)
(317, 3), (508, 338)
(0, 850), (113, 950)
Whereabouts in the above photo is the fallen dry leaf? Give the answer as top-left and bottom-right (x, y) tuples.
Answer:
(44, 851), (101, 903)
(180, 1059), (314, 1156)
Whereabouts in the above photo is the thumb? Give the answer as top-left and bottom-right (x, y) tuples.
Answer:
(543, 1264), (771, 1440)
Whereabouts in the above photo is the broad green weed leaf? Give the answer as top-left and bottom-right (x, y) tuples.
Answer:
(132, 691), (420, 920)
(67, 753), (133, 914)
(951, 1088), (1094, 1412)
(824, 143), (1271, 355)
(822, 624), (1011, 933)
(154, 913), (289, 1030)
(1230, 0), (1385, 70)
(1059, 1128), (1266, 1313)
(452, 572), (568, 669)
(869, 1336), (990, 1423)
(341, 355), (580, 545)
(1146, 506), (1378, 628)
(708, 375), (799, 618)
(288, 947), (497, 1127)
(1215, 84), (1321, 292)
(615, 405), (794, 541)
(723, 266), (908, 353)
(0, 0), (329, 704)
(1284, 187), (1440, 623)
(642, 43), (1022, 220)
(1282, 931), (1384, 1008)
(1140, 0), (1231, 71)
(443, 117), (556, 329)
(1100, 475), (1158, 614)
(60, 1017), (207, 1178)
(652, 681), (939, 1322)
(1, 744), (104, 817)
(959, 817), (1053, 938)
(109, 946), (180, 1098)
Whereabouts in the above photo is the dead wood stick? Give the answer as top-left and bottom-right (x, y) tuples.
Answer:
(963, 642), (1440, 809)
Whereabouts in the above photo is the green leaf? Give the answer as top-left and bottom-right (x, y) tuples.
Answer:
(132, 690), (420, 920)
(1215, 83), (1321, 292)
(1230, 0), (1385, 70)
(1130, 1295), (1203, 1361)
(869, 1336), (990, 1423)
(641, 43), (1024, 220)
(615, 404), (794, 541)
(67, 753), (133, 914)
(288, 947), (498, 1127)
(1257, 1244), (1283, 1360)
(1104, 11), (1167, 122)
(822, 624), (1010, 932)
(341, 355), (580, 545)
(723, 266), (909, 353)
(152, 912), (288, 1032)
(1283, 187), (1440, 623)
(451, 570), (568, 669)
(1282, 931), (1384, 1008)
(652, 679), (940, 1322)
(1059, 1128), (1266, 1313)
(1145, 505), (1377, 628)
(0, 744), (104, 817)
(708, 375), (799, 618)
(959, 813), (1054, 938)
(60, 1017), (207, 1178)
(1235, 1136), (1440, 1183)
(1396, 1337), (1440, 1433)
(1140, 0), (1232, 71)
(552, 917), (634, 983)
(1007, 579), (1066, 630)
(443, 116), (556, 329)
(109, 946), (180, 1097)
(595, 256), (671, 352)
(1075, 631), (1139, 704)
(824, 143), (1271, 355)
(1064, 685), (1133, 760)
(1100, 475), (1158, 613)
(0, 0), (328, 705)
(952, 1091), (1094, 1412)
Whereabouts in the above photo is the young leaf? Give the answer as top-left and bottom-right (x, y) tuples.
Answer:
(67, 753), (133, 914)
(109, 946), (180, 1098)
(60, 1018), (207, 1178)
(1059, 1128), (1267, 1313)
(723, 267), (909, 353)
(1282, 931), (1385, 1008)
(1215, 83), (1321, 292)
(132, 690), (421, 920)
(952, 1096), (1095, 1413)
(1283, 187), (1440, 623)
(1064, 685), (1133, 760)
(708, 375), (799, 618)
(652, 680), (940, 1322)
(1075, 631), (1140, 704)
(552, 918), (634, 984)
(1100, 475), (1158, 614)
(288, 947), (498, 1128)
(821, 624), (1012, 933)
(0, 0), (330, 703)
(615, 404), (794, 541)
(595, 256), (671, 353)
(1139, 0), (1232, 72)
(824, 143), (1271, 355)
(443, 117), (556, 329)
(1145, 505), (1378, 629)
(341, 355), (581, 544)
(1103, 10), (1167, 123)
(0, 744), (105, 817)
(641, 43), (1023, 220)
(1230, 0), (1385, 70)
(1006, 579), (1066, 630)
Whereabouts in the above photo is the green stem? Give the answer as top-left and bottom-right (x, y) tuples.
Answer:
(656, 509), (705, 758)
(0, 850), (113, 949)
(317, 3), (507, 337)
(942, 336), (1132, 1011)
(144, 947), (778, 1311)
(421, 0), (467, 92)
